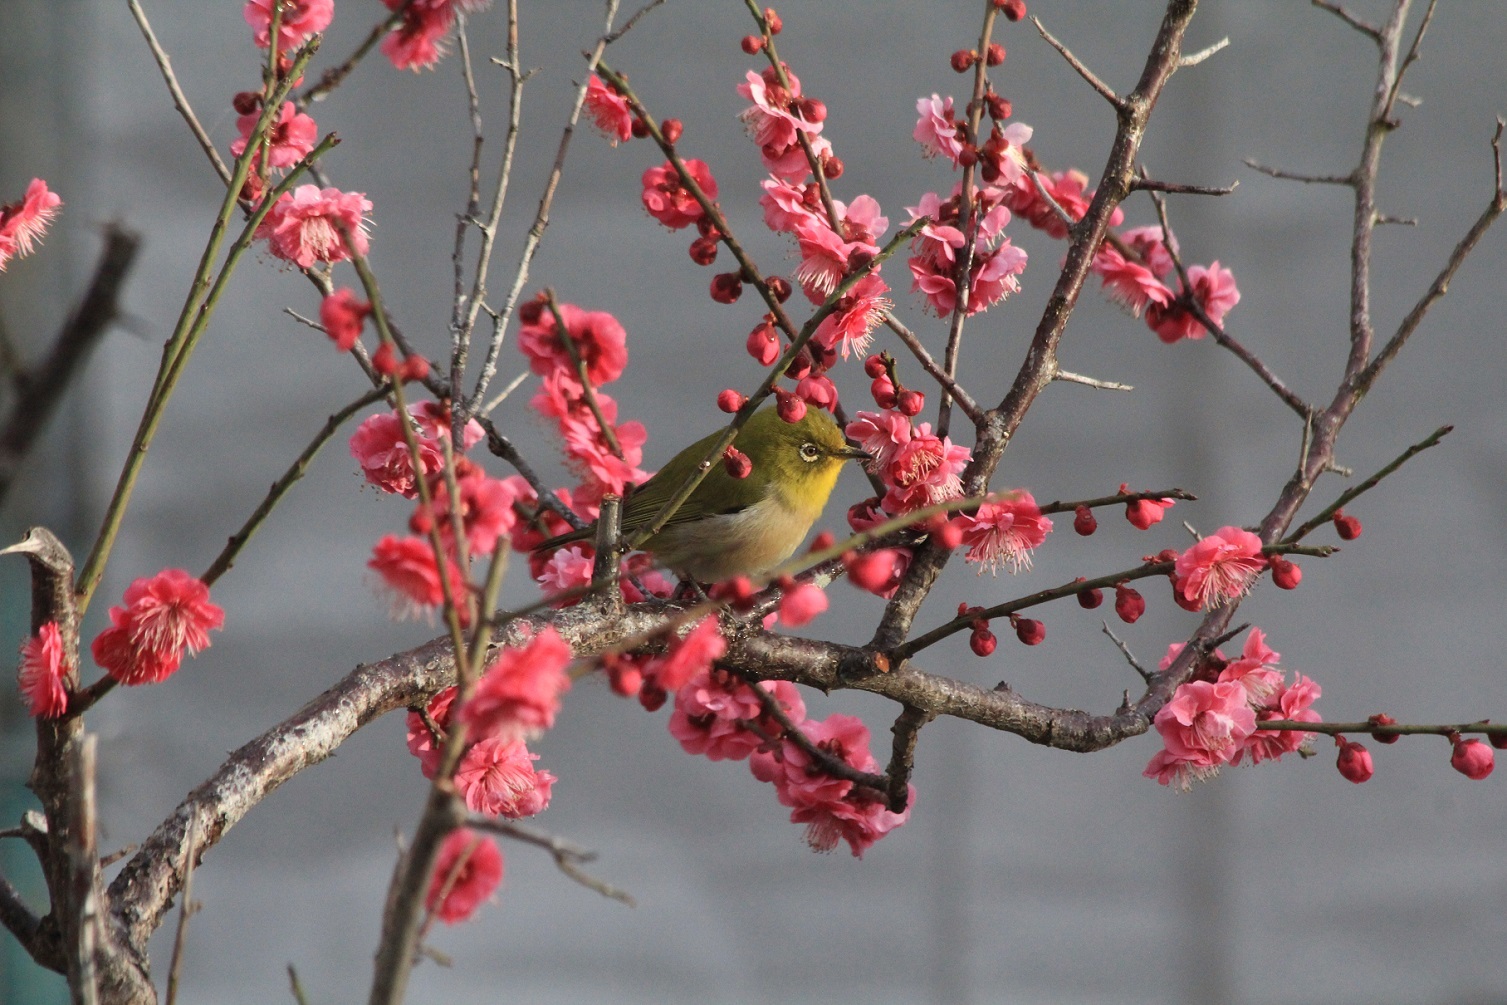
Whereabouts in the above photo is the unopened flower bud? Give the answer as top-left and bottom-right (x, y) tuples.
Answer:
(844, 548), (899, 594)
(740, 34), (764, 54)
(766, 275), (793, 302)
(1367, 713), (1401, 744)
(797, 97), (827, 124)
(709, 574), (757, 610)
(870, 375), (898, 409)
(723, 445), (752, 479)
(746, 322), (781, 365)
(863, 355), (888, 378)
(1073, 505), (1097, 536)
(774, 388), (807, 423)
(609, 662), (643, 698)
(951, 49), (978, 73)
(399, 355), (430, 383)
(985, 93), (1013, 120)
(710, 272), (744, 304)
(689, 235), (719, 265)
(809, 531), (835, 552)
(1334, 510), (1362, 540)
(1078, 586), (1104, 609)
(1114, 583), (1145, 624)
(783, 351), (812, 380)
(638, 681), (667, 712)
(630, 117), (651, 139)
(518, 296), (545, 325)
(232, 90), (262, 115)
(660, 118), (683, 144)
(1451, 737), (1495, 780)
(1336, 739), (1374, 784)
(796, 374), (837, 409)
(763, 7), (782, 33)
(821, 154), (844, 179)
(970, 626), (996, 657)
(925, 514), (963, 551)
(997, 0), (1027, 21)
(892, 389), (923, 417)
(1270, 555), (1302, 590)
(985, 42), (1006, 66)
(958, 145), (979, 168)
(1013, 617), (1045, 646)
(372, 341), (398, 376)
(717, 388), (746, 413)
(1490, 728), (1507, 751)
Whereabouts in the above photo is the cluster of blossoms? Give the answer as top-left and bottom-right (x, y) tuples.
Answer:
(91, 570), (225, 687)
(1089, 226), (1240, 343)
(604, 614), (910, 856)
(353, 400), (527, 624)
(243, 0), (492, 74)
(408, 627), (572, 923)
(1143, 629), (1321, 790)
(0, 178), (61, 273)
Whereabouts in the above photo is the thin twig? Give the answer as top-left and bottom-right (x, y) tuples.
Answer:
(127, 0), (233, 186)
(468, 817), (636, 906)
(1243, 158), (1353, 185)
(1033, 15), (1120, 105)
(1102, 622), (1152, 683)
(164, 816), (200, 1005)
(1178, 37), (1230, 68)
(1282, 424), (1451, 543)
(1313, 0), (1383, 41)
(299, 2), (413, 104)
(1129, 177), (1237, 196)
(1052, 368), (1132, 392)
(881, 314), (983, 424)
(288, 964), (312, 1005)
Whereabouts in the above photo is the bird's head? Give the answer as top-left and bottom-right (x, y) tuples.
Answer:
(736, 406), (870, 515)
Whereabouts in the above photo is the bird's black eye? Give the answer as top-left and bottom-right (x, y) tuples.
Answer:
(799, 442), (820, 462)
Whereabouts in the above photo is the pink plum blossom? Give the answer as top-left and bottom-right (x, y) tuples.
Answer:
(1142, 680), (1256, 790)
(1173, 526), (1267, 610)
(244, 0), (333, 52)
(958, 491), (1053, 573)
(230, 102), (318, 169)
(426, 828), (503, 924)
(256, 184), (371, 268)
(0, 178), (61, 271)
(585, 74), (633, 144)
(18, 621), (68, 719)
(90, 570), (224, 686)
(462, 626), (573, 741)
(455, 736), (556, 817)
(669, 669), (806, 762)
(641, 159), (718, 229)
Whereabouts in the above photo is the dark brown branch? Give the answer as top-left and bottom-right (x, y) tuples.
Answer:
(1129, 177), (1237, 196)
(884, 706), (933, 813)
(1243, 158), (1352, 185)
(0, 225), (140, 505)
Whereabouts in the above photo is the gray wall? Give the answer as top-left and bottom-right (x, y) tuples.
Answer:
(2, 2), (1506, 1003)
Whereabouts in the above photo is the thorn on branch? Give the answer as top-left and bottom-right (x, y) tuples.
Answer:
(1243, 158), (1353, 186)
(1129, 177), (1238, 197)
(1053, 368), (1133, 392)
(1178, 37), (1230, 68)
(1102, 622), (1152, 683)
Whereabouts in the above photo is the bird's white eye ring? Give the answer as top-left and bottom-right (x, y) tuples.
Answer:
(799, 442), (820, 462)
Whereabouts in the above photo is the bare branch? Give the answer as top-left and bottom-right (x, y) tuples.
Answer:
(1243, 158), (1353, 186)
(468, 818), (635, 906)
(1032, 16), (1121, 106)
(1312, 0), (1382, 42)
(881, 315), (984, 425)
(1052, 368), (1133, 392)
(1282, 424), (1452, 543)
(1178, 36), (1229, 67)
(1129, 177), (1237, 196)
(126, 0), (233, 186)
(1102, 623), (1152, 683)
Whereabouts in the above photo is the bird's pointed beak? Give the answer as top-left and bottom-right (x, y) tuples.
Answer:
(835, 445), (873, 462)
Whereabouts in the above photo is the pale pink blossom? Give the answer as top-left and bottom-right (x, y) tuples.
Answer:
(1173, 526), (1267, 610)
(462, 626), (573, 740)
(585, 74), (633, 144)
(958, 491), (1052, 573)
(230, 102), (318, 169)
(0, 178), (62, 271)
(813, 274), (891, 360)
(737, 66), (822, 153)
(760, 177), (823, 234)
(18, 621), (68, 718)
(644, 616), (726, 693)
(90, 570), (224, 686)
(1217, 628), (1283, 704)
(534, 545), (594, 604)
(913, 94), (965, 165)
(243, 0), (333, 52)
(881, 424), (969, 514)
(426, 828), (503, 924)
(669, 669), (805, 762)
(257, 184), (371, 268)
(1090, 242), (1174, 318)
(1142, 680), (1256, 790)
(455, 736), (556, 817)
(845, 409), (912, 472)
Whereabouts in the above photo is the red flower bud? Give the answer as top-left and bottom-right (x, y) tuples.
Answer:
(723, 445), (752, 479)
(821, 154), (844, 179)
(844, 548), (900, 594)
(1114, 584), (1145, 624)
(1013, 617), (1045, 646)
(1451, 737), (1495, 780)
(957, 145), (979, 168)
(717, 388), (746, 413)
(660, 118), (684, 144)
(609, 662), (643, 698)
(985, 42), (1006, 66)
(810, 531), (835, 552)
(709, 574), (757, 610)
(372, 341), (398, 376)
(870, 375), (898, 409)
(783, 351), (812, 380)
(1367, 713), (1401, 744)
(985, 93), (1012, 120)
(925, 515), (963, 551)
(399, 355), (430, 383)
(630, 117), (651, 139)
(766, 275), (793, 302)
(688, 235), (720, 266)
(518, 296), (545, 325)
(896, 389), (925, 416)
(1336, 739), (1374, 784)
(746, 322), (781, 365)
(1333, 510), (1362, 540)
(997, 0), (1027, 21)
(969, 627), (997, 657)
(740, 34), (764, 54)
(1270, 555), (1302, 590)
(710, 272), (744, 304)
(638, 681), (667, 712)
(774, 389), (806, 423)
(797, 97), (827, 124)
(863, 355), (887, 378)
(232, 90), (262, 115)
(763, 7), (782, 33)
(1491, 729), (1507, 751)
(1077, 587), (1104, 609)
(951, 49), (978, 73)
(1073, 505), (1097, 536)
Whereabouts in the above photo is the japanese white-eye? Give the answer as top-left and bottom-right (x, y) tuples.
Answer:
(539, 406), (869, 581)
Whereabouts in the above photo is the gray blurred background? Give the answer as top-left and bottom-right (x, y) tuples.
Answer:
(2, 2), (1506, 1002)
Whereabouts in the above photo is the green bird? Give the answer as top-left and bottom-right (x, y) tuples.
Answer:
(538, 406), (870, 582)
